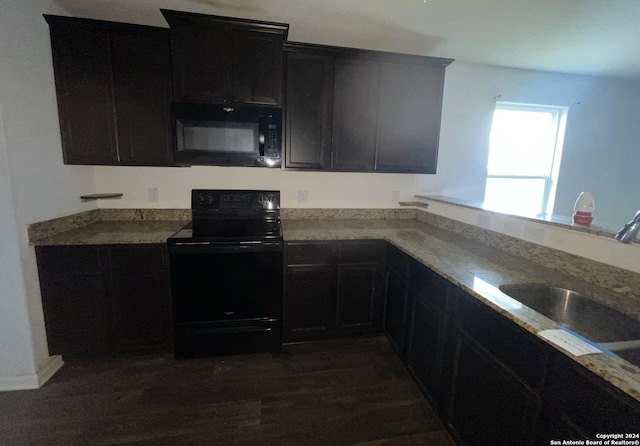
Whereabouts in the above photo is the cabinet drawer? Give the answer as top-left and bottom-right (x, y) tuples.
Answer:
(455, 292), (548, 389)
(286, 242), (334, 265)
(36, 245), (103, 273)
(408, 261), (449, 311)
(339, 241), (384, 264)
(107, 245), (166, 271)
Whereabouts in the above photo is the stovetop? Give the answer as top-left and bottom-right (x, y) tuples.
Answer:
(168, 189), (282, 244)
(169, 220), (282, 243)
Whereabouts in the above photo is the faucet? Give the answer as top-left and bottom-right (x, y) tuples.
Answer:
(615, 210), (640, 244)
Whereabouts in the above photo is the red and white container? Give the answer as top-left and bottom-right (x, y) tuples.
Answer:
(573, 192), (595, 227)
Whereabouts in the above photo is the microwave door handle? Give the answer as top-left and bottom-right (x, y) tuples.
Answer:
(258, 115), (266, 157)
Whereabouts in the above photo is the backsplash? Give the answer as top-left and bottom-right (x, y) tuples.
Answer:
(280, 208), (417, 220)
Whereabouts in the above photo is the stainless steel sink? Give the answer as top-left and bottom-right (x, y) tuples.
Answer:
(498, 284), (640, 344)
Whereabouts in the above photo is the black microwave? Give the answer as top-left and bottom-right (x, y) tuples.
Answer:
(172, 103), (282, 167)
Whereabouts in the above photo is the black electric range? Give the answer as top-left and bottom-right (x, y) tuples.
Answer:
(167, 189), (283, 358)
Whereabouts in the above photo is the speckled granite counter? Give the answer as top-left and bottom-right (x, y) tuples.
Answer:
(283, 218), (640, 403)
(31, 220), (187, 245)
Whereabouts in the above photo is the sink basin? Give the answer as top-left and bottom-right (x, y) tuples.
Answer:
(498, 285), (640, 344)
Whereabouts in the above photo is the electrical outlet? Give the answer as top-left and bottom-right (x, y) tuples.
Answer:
(297, 190), (308, 203)
(148, 187), (159, 203)
(392, 190), (400, 203)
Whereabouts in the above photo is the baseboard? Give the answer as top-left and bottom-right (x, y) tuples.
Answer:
(0, 355), (64, 391)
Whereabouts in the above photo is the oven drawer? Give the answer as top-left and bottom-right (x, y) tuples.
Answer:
(174, 319), (282, 358)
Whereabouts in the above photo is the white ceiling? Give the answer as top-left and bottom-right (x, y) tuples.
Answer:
(53, 0), (640, 79)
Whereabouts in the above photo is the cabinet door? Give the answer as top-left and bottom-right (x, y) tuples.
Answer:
(541, 352), (640, 438)
(285, 50), (334, 169)
(109, 270), (172, 354)
(229, 29), (284, 106)
(331, 58), (379, 171)
(336, 264), (383, 334)
(36, 246), (110, 357)
(406, 293), (448, 403)
(170, 26), (227, 103)
(336, 241), (384, 335)
(47, 19), (118, 165)
(107, 245), (172, 353)
(383, 268), (409, 356)
(284, 265), (335, 341)
(445, 332), (538, 446)
(111, 29), (173, 166)
(284, 242), (336, 342)
(374, 61), (446, 173)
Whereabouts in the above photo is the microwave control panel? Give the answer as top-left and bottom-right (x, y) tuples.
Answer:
(265, 123), (279, 158)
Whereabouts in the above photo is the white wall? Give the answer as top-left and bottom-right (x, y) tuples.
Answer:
(0, 0), (96, 389)
(94, 166), (416, 209)
(417, 62), (640, 232)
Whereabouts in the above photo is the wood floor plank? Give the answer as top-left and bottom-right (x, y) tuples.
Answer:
(0, 336), (455, 445)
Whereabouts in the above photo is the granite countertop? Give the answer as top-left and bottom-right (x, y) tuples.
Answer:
(28, 210), (640, 402)
(31, 220), (188, 246)
(283, 218), (640, 402)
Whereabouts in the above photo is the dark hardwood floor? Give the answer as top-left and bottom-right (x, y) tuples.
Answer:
(0, 336), (454, 445)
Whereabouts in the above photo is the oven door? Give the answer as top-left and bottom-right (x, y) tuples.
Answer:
(168, 240), (283, 358)
(168, 241), (283, 324)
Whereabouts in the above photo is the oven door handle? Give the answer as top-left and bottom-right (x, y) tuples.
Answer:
(201, 326), (273, 334)
(258, 115), (266, 157)
(168, 240), (282, 254)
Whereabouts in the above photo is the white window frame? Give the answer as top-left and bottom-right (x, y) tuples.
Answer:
(486, 102), (568, 218)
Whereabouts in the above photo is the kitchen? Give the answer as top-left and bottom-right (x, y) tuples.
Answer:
(2, 0), (640, 444)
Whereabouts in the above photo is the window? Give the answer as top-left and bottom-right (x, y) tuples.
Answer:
(484, 102), (567, 218)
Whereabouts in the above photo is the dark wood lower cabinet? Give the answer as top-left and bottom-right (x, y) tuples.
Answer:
(540, 352), (640, 439)
(39, 270), (111, 357)
(382, 254), (640, 445)
(284, 240), (384, 342)
(36, 238), (640, 441)
(383, 269), (409, 356)
(36, 244), (172, 357)
(284, 263), (335, 340)
(444, 331), (538, 446)
(406, 292), (448, 403)
(109, 270), (172, 354)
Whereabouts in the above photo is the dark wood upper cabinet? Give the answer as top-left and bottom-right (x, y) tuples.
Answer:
(284, 42), (453, 173)
(45, 15), (172, 166)
(110, 28), (172, 166)
(284, 48), (334, 169)
(161, 10), (288, 106)
(374, 60), (447, 173)
(46, 19), (117, 165)
(229, 28), (285, 105)
(168, 25), (227, 103)
(331, 57), (380, 171)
